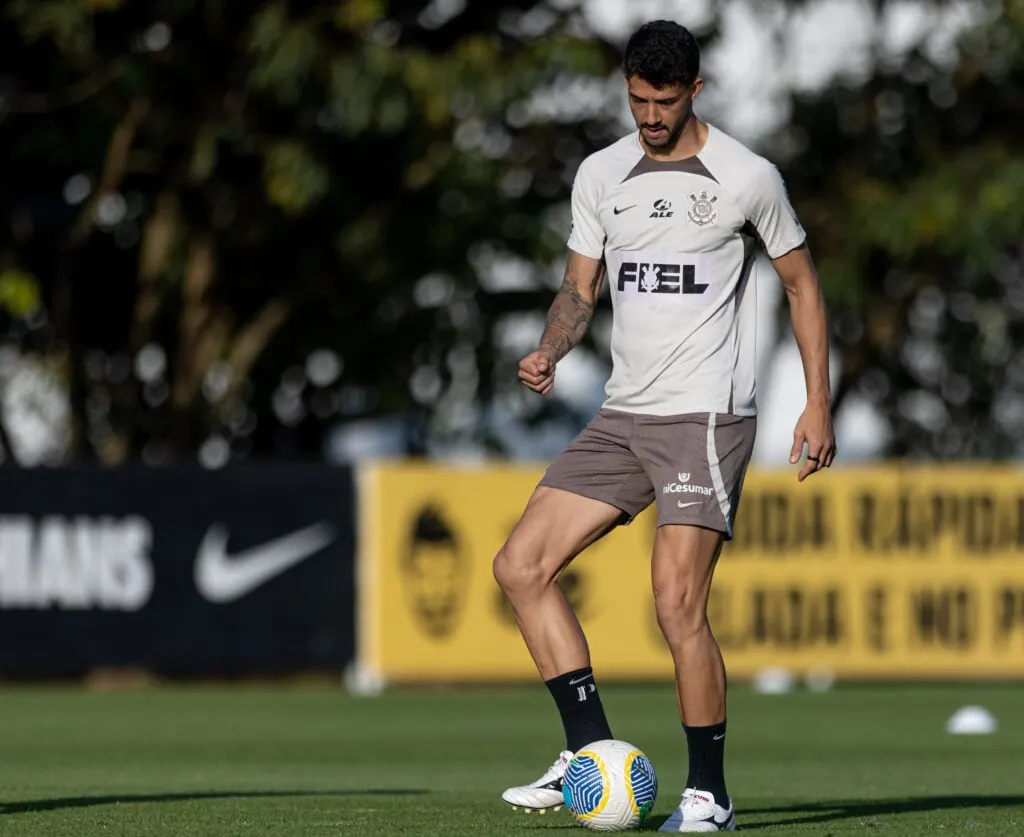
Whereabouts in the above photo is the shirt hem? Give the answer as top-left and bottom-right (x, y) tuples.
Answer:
(566, 241), (604, 260)
(600, 401), (757, 418)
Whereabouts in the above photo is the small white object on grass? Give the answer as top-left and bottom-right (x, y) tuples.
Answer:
(752, 667), (795, 694)
(805, 667), (837, 693)
(945, 705), (997, 735)
(343, 664), (386, 697)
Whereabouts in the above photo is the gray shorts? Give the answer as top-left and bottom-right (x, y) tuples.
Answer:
(539, 408), (756, 538)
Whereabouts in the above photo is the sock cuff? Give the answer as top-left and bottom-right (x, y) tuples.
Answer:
(545, 666), (593, 689)
(683, 720), (727, 738)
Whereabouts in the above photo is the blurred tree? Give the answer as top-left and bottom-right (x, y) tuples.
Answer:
(771, 0), (1024, 458)
(2, 0), (1020, 465)
(0, 0), (628, 464)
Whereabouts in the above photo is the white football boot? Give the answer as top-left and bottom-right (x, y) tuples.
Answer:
(659, 788), (736, 832)
(501, 750), (573, 813)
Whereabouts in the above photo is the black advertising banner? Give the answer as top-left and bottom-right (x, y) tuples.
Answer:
(0, 465), (355, 676)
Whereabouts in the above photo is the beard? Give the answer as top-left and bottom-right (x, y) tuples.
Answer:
(640, 120), (685, 154)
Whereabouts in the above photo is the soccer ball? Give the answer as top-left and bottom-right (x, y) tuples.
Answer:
(561, 739), (658, 831)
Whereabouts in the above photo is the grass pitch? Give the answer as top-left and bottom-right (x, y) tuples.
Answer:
(0, 682), (1021, 835)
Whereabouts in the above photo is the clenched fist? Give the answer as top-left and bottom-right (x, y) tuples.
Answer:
(518, 348), (557, 396)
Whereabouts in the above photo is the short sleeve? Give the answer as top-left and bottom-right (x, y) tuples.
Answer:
(748, 163), (806, 260)
(566, 161), (605, 259)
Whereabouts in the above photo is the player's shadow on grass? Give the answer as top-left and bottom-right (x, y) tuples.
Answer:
(0, 789), (428, 815)
(729, 794), (1024, 830)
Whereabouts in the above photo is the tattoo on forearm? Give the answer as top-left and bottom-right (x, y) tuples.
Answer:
(539, 266), (601, 361)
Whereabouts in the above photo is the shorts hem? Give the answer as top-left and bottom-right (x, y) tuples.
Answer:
(655, 517), (733, 540)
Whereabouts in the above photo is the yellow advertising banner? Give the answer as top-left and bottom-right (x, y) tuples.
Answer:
(355, 463), (1024, 683)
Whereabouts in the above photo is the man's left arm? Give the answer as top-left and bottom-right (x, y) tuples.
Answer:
(772, 244), (836, 481)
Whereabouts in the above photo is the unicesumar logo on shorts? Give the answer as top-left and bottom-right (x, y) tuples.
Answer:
(663, 472), (714, 497)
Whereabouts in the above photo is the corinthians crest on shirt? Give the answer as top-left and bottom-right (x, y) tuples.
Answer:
(687, 191), (718, 227)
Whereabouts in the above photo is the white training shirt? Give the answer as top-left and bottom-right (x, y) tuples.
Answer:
(566, 123), (806, 417)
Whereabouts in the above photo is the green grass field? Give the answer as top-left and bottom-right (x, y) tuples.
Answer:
(0, 682), (1022, 835)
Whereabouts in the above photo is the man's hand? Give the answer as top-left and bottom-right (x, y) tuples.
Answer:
(519, 348), (557, 396)
(790, 400), (836, 481)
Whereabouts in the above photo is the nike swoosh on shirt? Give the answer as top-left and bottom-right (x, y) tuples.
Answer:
(613, 205), (636, 214)
(677, 500), (702, 509)
(195, 522), (336, 603)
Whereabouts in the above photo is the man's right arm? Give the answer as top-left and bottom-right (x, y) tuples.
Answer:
(520, 153), (606, 396)
(539, 251), (606, 362)
(518, 251), (605, 396)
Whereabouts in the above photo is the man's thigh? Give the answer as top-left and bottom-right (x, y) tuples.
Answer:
(501, 485), (624, 584)
(538, 408), (655, 524)
(631, 412), (756, 539)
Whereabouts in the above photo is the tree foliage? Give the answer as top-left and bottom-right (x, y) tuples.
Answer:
(778, 0), (1024, 457)
(1, 0), (1021, 465)
(0, 0), (629, 463)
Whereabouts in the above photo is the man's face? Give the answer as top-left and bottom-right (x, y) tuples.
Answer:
(408, 541), (459, 618)
(626, 75), (702, 153)
(402, 507), (466, 638)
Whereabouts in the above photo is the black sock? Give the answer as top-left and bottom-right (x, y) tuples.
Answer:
(684, 720), (729, 805)
(545, 666), (613, 753)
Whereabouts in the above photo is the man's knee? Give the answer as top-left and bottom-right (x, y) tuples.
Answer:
(651, 525), (722, 642)
(492, 537), (552, 598)
(653, 577), (708, 641)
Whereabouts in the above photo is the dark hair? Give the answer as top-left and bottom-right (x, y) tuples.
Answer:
(410, 505), (457, 547)
(623, 20), (701, 89)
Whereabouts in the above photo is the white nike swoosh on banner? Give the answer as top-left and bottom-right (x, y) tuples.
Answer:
(194, 521), (336, 604)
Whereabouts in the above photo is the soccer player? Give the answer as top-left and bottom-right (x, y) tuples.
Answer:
(494, 20), (835, 833)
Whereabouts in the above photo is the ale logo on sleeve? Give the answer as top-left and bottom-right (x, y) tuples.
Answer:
(650, 198), (674, 218)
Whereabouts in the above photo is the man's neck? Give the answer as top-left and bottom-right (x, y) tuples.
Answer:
(642, 117), (709, 161)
